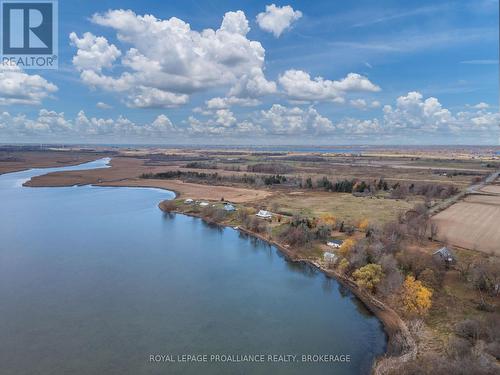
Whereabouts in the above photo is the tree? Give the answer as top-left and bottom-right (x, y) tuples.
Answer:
(419, 268), (438, 288)
(358, 218), (370, 231)
(470, 259), (500, 295)
(430, 222), (439, 240)
(352, 264), (384, 293)
(270, 201), (279, 212)
(315, 225), (331, 241)
(161, 200), (177, 211)
(378, 254), (404, 296)
(337, 258), (350, 274)
(338, 238), (355, 257)
(401, 275), (433, 316)
(320, 213), (336, 226)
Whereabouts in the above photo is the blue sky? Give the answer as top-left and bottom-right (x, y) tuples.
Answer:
(0, 0), (498, 144)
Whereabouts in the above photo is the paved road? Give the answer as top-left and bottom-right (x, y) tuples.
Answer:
(467, 169), (500, 194)
(430, 168), (500, 215)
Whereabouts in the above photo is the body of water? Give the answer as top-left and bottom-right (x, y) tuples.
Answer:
(0, 159), (386, 374)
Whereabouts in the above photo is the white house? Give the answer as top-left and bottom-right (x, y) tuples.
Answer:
(323, 252), (337, 264)
(327, 239), (343, 248)
(224, 204), (236, 211)
(184, 198), (194, 204)
(256, 210), (272, 219)
(199, 201), (209, 207)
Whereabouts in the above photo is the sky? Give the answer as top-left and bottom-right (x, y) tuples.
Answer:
(0, 0), (498, 145)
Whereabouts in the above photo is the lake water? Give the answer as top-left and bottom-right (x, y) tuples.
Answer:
(0, 159), (386, 375)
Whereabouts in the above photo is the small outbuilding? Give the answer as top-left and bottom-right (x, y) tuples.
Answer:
(256, 210), (272, 219)
(433, 247), (455, 264)
(199, 201), (209, 207)
(327, 239), (344, 248)
(184, 198), (194, 204)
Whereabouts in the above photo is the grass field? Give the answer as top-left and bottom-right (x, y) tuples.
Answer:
(259, 191), (418, 226)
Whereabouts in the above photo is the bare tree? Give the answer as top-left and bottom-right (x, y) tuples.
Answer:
(430, 222), (439, 240)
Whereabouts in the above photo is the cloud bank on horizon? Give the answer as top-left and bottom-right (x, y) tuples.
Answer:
(0, 0), (498, 144)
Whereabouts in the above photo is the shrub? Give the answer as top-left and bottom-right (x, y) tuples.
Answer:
(485, 341), (500, 360)
(455, 319), (482, 342)
(447, 336), (472, 358)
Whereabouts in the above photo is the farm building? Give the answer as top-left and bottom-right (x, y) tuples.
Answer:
(256, 210), (272, 219)
(433, 247), (456, 264)
(184, 198), (194, 204)
(199, 201), (209, 207)
(327, 239), (344, 248)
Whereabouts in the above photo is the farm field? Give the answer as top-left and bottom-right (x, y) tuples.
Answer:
(480, 184), (500, 194)
(432, 193), (500, 256)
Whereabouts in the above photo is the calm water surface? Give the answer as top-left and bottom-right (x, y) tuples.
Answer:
(0, 159), (386, 375)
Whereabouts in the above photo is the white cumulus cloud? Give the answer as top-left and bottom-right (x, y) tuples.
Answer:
(258, 104), (335, 135)
(0, 63), (57, 106)
(0, 109), (178, 140)
(70, 9), (275, 108)
(96, 101), (112, 109)
(256, 4), (302, 37)
(205, 96), (260, 109)
(69, 32), (121, 72)
(278, 70), (380, 103)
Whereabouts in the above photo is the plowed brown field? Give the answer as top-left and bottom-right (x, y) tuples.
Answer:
(432, 194), (500, 255)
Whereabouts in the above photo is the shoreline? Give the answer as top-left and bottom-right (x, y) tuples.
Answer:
(0, 152), (112, 176)
(158, 200), (416, 375)
(17, 157), (415, 373)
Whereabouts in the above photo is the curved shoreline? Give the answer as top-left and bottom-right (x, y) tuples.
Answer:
(158, 200), (416, 374)
(16, 156), (414, 374)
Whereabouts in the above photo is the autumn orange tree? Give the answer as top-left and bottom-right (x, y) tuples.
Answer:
(320, 213), (336, 226)
(352, 264), (384, 293)
(400, 275), (433, 316)
(358, 218), (370, 231)
(338, 238), (355, 257)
